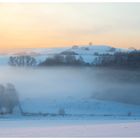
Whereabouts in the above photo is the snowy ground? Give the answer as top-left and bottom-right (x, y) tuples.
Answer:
(0, 116), (140, 137)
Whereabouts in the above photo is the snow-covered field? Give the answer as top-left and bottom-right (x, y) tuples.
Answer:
(0, 117), (140, 137)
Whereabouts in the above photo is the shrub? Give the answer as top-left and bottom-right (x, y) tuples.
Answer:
(58, 108), (66, 116)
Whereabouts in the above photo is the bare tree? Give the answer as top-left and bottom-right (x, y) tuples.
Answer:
(9, 56), (36, 67)
(0, 83), (23, 115)
(4, 83), (19, 113)
(0, 84), (5, 113)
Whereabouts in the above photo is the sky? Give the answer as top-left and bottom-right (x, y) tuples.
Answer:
(0, 3), (140, 52)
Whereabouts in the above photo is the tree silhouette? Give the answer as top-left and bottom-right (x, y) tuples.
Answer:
(9, 55), (36, 67)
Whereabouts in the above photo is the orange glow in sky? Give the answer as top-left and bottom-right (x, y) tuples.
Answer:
(0, 3), (140, 52)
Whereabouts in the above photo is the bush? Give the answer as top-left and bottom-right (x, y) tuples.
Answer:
(58, 108), (66, 116)
(128, 112), (132, 116)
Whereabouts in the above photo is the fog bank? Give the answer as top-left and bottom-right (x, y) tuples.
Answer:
(0, 66), (140, 105)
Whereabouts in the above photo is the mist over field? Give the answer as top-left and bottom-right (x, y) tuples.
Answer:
(0, 66), (140, 105)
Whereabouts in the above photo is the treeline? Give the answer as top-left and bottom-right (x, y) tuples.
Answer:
(8, 50), (140, 68)
(39, 54), (87, 66)
(8, 54), (88, 67)
(99, 51), (140, 68)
